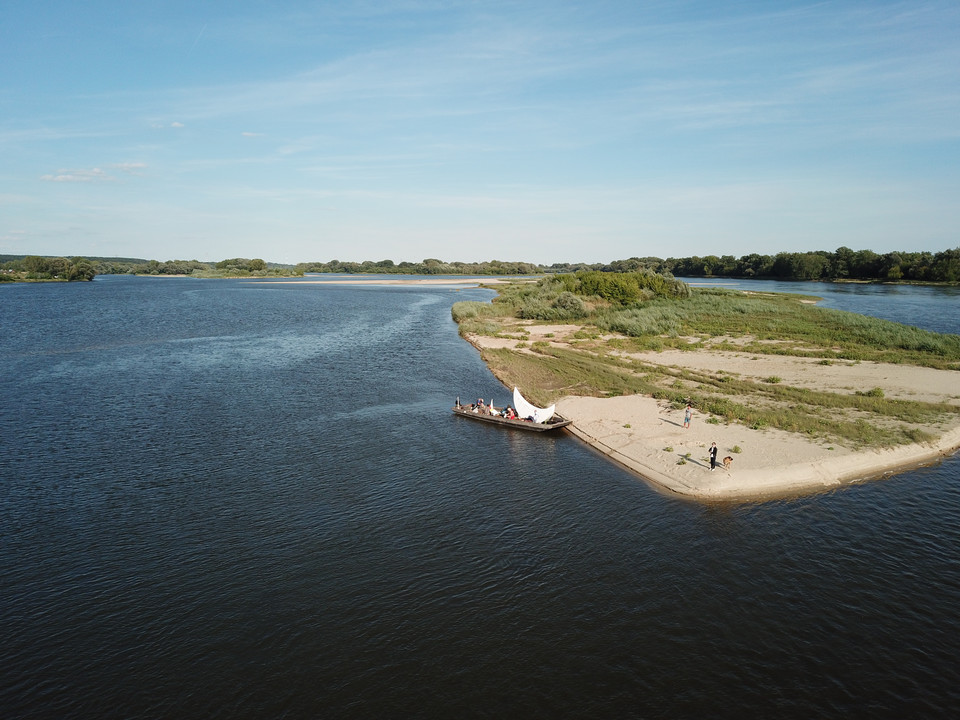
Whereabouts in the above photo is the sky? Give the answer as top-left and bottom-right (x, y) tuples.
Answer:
(1, 0), (959, 265)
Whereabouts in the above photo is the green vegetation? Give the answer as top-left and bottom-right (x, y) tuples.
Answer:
(544, 246), (960, 283)
(4, 244), (959, 283)
(0, 256), (97, 282)
(452, 272), (960, 449)
(295, 258), (540, 275)
(0, 255), (301, 280)
(133, 257), (294, 277)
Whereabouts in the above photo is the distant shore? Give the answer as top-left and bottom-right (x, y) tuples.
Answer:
(252, 277), (511, 285)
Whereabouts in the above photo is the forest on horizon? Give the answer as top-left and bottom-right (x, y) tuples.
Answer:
(2, 246), (959, 283)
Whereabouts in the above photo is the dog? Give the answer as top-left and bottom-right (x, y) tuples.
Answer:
(723, 456), (733, 469)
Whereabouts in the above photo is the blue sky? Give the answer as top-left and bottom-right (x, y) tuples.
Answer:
(2, 1), (958, 264)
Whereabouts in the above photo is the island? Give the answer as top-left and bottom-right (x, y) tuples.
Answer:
(451, 271), (960, 501)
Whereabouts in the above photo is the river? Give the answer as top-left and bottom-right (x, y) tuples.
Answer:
(1, 275), (958, 718)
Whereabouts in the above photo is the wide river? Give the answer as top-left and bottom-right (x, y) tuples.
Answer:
(2, 275), (959, 719)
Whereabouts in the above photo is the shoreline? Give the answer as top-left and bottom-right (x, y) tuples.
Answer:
(141, 273), (959, 500)
(557, 394), (960, 502)
(133, 275), (508, 285)
(463, 330), (960, 502)
(251, 277), (509, 285)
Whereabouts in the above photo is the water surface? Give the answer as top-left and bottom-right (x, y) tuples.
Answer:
(2, 276), (959, 718)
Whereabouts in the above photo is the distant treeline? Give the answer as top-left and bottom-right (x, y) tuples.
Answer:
(0, 255), (299, 280)
(128, 257), (296, 277)
(294, 258), (541, 275)
(634, 247), (960, 283)
(0, 255), (97, 282)
(3, 246), (958, 283)
(291, 247), (960, 282)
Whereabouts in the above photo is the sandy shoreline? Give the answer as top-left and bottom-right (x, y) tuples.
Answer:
(465, 327), (960, 502)
(558, 395), (960, 502)
(139, 275), (508, 285)
(254, 277), (509, 285)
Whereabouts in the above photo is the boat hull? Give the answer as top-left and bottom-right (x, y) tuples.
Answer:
(452, 406), (572, 432)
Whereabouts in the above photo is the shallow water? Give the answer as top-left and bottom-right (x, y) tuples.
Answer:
(1, 276), (959, 718)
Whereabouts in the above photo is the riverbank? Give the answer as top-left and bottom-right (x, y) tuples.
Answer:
(465, 327), (960, 501)
(559, 394), (960, 502)
(255, 277), (511, 285)
(256, 274), (960, 500)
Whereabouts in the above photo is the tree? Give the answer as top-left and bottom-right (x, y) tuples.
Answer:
(832, 246), (854, 278)
(931, 248), (960, 282)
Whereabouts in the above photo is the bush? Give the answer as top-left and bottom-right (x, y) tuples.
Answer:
(553, 291), (588, 318)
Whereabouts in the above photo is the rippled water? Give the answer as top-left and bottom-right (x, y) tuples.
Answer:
(2, 276), (959, 718)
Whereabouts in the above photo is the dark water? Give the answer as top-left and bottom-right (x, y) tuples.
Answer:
(2, 276), (959, 719)
(683, 276), (960, 335)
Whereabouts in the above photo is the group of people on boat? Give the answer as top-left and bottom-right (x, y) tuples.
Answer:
(456, 398), (533, 422)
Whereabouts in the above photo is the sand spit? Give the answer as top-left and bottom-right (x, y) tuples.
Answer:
(252, 277), (509, 286)
(465, 328), (960, 502)
(559, 395), (960, 502)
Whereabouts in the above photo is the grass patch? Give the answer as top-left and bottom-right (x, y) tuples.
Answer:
(453, 281), (960, 448)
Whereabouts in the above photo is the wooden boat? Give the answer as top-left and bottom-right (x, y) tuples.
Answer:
(452, 405), (572, 431)
(452, 387), (572, 432)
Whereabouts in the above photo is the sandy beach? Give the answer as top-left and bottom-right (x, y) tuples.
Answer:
(255, 277), (511, 285)
(466, 324), (960, 502)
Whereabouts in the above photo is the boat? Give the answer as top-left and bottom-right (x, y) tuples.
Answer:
(452, 387), (572, 432)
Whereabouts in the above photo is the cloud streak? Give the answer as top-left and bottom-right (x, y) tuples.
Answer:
(40, 163), (146, 182)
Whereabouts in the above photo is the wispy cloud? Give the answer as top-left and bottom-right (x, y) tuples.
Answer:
(40, 163), (146, 182)
(111, 162), (147, 174)
(40, 168), (111, 183)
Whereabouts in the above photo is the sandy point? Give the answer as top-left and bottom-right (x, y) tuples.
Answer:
(464, 329), (960, 501)
(557, 394), (960, 502)
(251, 277), (510, 286)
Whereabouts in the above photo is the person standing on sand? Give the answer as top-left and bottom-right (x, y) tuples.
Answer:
(683, 404), (692, 429)
(709, 442), (718, 471)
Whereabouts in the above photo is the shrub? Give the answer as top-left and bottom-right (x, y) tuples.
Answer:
(553, 291), (588, 318)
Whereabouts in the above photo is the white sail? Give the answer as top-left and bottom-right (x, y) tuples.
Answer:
(513, 387), (555, 424)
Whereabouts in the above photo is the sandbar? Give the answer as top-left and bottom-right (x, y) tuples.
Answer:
(466, 325), (960, 502)
(253, 277), (509, 285)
